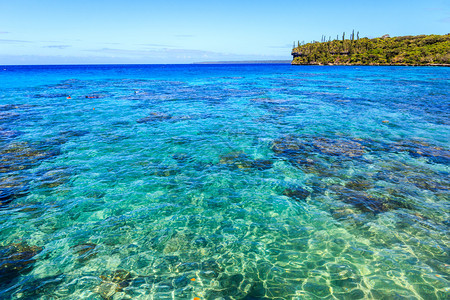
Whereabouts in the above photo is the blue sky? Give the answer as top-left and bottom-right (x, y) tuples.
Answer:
(0, 0), (449, 64)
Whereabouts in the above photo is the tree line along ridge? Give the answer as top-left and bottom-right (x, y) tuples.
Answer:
(291, 32), (450, 66)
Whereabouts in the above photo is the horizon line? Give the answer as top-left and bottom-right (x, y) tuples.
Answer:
(0, 60), (293, 67)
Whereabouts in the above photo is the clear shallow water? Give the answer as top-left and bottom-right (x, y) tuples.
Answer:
(0, 64), (449, 299)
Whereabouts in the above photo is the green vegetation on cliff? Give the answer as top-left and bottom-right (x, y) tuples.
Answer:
(291, 33), (450, 65)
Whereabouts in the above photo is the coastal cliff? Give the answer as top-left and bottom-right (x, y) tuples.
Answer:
(291, 33), (450, 66)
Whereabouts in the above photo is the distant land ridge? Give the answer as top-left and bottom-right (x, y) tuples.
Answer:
(194, 60), (291, 64)
(291, 33), (450, 66)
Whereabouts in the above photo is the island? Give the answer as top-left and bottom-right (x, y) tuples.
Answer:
(291, 33), (450, 66)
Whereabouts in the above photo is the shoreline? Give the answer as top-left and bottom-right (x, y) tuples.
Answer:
(291, 62), (450, 67)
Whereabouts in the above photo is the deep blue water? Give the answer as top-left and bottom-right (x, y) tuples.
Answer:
(0, 64), (449, 299)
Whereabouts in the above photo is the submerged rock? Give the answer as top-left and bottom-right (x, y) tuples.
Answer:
(94, 270), (133, 299)
(170, 136), (191, 144)
(59, 129), (90, 139)
(271, 135), (308, 156)
(100, 269), (132, 284)
(330, 207), (359, 221)
(0, 104), (34, 111)
(345, 178), (374, 191)
(268, 105), (296, 115)
(251, 159), (274, 170)
(84, 94), (106, 99)
(0, 141), (62, 207)
(272, 135), (367, 158)
(374, 163), (449, 193)
(312, 137), (365, 157)
(35, 168), (71, 190)
(0, 128), (21, 140)
(392, 139), (450, 164)
(163, 231), (195, 254)
(331, 185), (412, 214)
(151, 165), (179, 177)
(271, 135), (366, 178)
(219, 152), (252, 169)
(0, 111), (20, 123)
(296, 158), (337, 177)
(283, 187), (311, 201)
(84, 190), (106, 199)
(176, 262), (199, 272)
(172, 153), (194, 164)
(251, 98), (290, 104)
(42, 130), (90, 147)
(0, 176), (29, 207)
(0, 242), (43, 283)
(201, 260), (222, 274)
(71, 243), (97, 262)
(408, 175), (449, 192)
(343, 193), (389, 213)
(0, 141), (60, 173)
(137, 112), (172, 123)
(33, 93), (70, 98)
(219, 152), (273, 171)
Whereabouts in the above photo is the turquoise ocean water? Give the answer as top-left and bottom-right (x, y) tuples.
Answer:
(0, 64), (449, 299)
